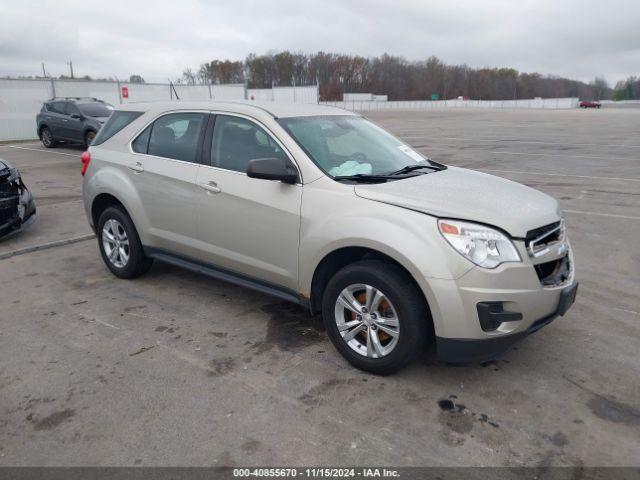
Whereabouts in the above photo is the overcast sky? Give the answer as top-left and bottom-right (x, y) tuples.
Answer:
(1, 0), (638, 85)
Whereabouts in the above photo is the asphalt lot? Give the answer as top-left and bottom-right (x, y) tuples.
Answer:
(0, 108), (639, 467)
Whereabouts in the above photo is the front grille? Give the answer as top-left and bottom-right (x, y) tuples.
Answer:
(525, 221), (564, 257)
(534, 255), (571, 287)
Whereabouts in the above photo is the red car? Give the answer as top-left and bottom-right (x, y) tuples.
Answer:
(580, 100), (601, 108)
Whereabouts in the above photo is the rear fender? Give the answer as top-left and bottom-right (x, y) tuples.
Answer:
(83, 160), (150, 243)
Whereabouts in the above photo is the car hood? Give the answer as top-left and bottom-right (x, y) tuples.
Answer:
(354, 166), (560, 238)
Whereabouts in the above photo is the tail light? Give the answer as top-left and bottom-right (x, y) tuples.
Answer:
(81, 151), (91, 176)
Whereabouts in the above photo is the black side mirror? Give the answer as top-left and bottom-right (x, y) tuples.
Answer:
(246, 158), (298, 184)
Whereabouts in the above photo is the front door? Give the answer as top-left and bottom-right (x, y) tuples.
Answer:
(46, 101), (68, 137)
(194, 114), (302, 291)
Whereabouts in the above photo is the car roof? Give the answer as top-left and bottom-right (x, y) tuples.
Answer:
(114, 101), (356, 119)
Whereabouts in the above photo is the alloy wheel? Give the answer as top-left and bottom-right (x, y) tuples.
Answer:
(334, 283), (400, 358)
(102, 219), (130, 268)
(42, 129), (53, 147)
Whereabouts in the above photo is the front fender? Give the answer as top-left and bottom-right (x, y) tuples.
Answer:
(298, 180), (475, 335)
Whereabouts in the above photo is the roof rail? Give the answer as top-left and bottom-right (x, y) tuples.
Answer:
(47, 97), (104, 102)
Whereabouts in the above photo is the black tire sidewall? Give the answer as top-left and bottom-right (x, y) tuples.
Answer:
(322, 260), (428, 374)
(97, 206), (150, 279)
(41, 127), (55, 148)
(84, 131), (96, 148)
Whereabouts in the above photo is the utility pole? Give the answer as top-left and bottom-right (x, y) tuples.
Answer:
(67, 61), (74, 79)
(41, 62), (47, 77)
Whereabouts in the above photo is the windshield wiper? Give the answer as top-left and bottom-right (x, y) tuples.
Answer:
(387, 163), (445, 176)
(333, 174), (391, 183)
(334, 162), (447, 183)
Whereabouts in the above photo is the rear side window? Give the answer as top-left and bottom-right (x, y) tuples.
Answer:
(144, 113), (206, 163)
(65, 103), (81, 116)
(48, 101), (67, 114)
(92, 111), (143, 146)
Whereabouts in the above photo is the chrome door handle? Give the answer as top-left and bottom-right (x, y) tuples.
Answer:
(128, 161), (144, 173)
(199, 181), (221, 193)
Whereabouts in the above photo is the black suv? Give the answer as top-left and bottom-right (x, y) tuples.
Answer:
(36, 97), (114, 148)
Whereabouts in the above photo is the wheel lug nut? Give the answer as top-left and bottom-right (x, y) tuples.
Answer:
(361, 307), (367, 313)
(371, 325), (377, 331)
(356, 315), (362, 321)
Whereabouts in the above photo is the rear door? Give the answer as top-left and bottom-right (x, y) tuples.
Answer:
(128, 111), (209, 257)
(194, 113), (302, 291)
(46, 101), (68, 137)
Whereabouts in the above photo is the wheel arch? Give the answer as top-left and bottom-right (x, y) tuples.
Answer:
(91, 192), (129, 228)
(84, 127), (97, 138)
(37, 123), (49, 138)
(308, 246), (434, 333)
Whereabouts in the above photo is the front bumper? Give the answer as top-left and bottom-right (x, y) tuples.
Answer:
(436, 282), (578, 363)
(418, 236), (577, 363)
(0, 187), (36, 240)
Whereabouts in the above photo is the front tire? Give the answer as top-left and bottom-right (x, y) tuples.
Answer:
(41, 127), (55, 148)
(97, 206), (153, 279)
(84, 130), (96, 148)
(322, 260), (428, 375)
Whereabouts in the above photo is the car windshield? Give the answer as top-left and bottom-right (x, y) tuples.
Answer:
(77, 103), (114, 118)
(278, 115), (439, 179)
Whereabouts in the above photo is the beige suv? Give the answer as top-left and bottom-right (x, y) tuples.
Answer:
(82, 101), (577, 374)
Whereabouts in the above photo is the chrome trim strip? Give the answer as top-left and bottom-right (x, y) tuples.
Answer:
(528, 220), (565, 258)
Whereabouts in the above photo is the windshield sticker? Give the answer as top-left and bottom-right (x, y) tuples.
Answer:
(398, 145), (425, 163)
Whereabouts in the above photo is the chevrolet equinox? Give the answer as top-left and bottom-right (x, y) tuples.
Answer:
(82, 102), (578, 374)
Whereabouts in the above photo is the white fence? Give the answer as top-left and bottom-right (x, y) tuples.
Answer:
(0, 78), (319, 141)
(248, 86), (318, 104)
(322, 97), (580, 111)
(600, 100), (640, 108)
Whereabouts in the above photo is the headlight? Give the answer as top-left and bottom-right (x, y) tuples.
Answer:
(438, 219), (521, 269)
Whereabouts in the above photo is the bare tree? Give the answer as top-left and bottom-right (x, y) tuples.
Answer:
(182, 68), (197, 85)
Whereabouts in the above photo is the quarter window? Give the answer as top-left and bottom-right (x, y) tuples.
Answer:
(92, 111), (143, 146)
(147, 113), (205, 163)
(132, 125), (151, 153)
(211, 115), (288, 173)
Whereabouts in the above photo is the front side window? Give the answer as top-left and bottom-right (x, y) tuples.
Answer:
(92, 111), (143, 146)
(278, 115), (438, 178)
(147, 112), (205, 163)
(211, 115), (288, 173)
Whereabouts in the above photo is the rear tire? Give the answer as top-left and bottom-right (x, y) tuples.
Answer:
(41, 127), (55, 148)
(97, 206), (153, 279)
(322, 260), (428, 375)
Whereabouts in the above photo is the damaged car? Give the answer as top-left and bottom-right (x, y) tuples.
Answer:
(0, 159), (36, 239)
